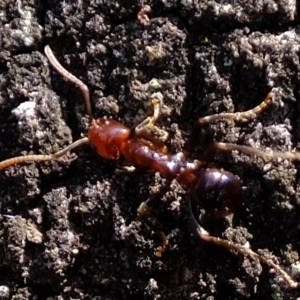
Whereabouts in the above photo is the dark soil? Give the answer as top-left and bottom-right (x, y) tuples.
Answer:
(0, 0), (300, 299)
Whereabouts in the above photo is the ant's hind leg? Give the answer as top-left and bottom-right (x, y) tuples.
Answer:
(189, 200), (298, 288)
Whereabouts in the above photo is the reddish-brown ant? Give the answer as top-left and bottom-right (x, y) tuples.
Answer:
(0, 45), (299, 288)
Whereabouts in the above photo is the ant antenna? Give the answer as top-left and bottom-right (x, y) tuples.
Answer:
(0, 46), (92, 170)
(0, 137), (89, 170)
(44, 45), (93, 120)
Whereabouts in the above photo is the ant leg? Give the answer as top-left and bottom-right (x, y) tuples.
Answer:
(189, 201), (298, 288)
(0, 137), (89, 170)
(137, 180), (172, 258)
(134, 99), (168, 151)
(44, 45), (93, 120)
(137, 180), (171, 217)
(186, 93), (273, 152)
(154, 231), (169, 258)
(199, 92), (273, 125)
(213, 142), (300, 162)
(135, 99), (161, 131)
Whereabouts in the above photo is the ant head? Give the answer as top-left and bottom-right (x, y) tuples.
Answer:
(88, 118), (130, 160)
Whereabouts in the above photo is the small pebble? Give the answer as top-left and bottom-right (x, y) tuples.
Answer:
(0, 286), (10, 299)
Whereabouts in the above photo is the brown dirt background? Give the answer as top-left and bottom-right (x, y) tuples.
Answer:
(0, 0), (300, 299)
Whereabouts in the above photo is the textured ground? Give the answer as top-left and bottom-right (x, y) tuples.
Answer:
(0, 0), (300, 299)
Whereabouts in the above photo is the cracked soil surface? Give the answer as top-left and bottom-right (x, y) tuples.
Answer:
(1, 0), (300, 299)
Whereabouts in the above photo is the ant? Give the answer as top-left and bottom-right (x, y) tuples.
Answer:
(0, 45), (299, 288)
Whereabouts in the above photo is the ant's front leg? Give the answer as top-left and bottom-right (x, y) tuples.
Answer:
(134, 98), (169, 153)
(115, 99), (169, 173)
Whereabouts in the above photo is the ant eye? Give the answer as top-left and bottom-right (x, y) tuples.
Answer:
(190, 168), (243, 219)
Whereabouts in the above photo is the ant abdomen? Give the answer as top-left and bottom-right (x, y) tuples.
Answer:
(190, 168), (242, 219)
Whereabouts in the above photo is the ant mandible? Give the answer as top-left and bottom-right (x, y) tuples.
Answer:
(0, 45), (299, 288)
